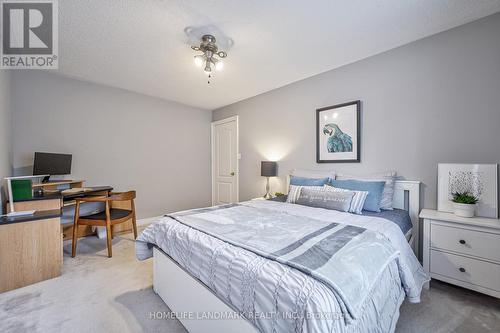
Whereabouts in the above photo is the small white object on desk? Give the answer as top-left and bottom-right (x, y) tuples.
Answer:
(420, 209), (500, 298)
(6, 210), (36, 217)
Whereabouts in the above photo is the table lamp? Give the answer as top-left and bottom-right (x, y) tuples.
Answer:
(261, 161), (277, 199)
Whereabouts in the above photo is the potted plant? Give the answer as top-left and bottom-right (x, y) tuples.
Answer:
(451, 192), (479, 218)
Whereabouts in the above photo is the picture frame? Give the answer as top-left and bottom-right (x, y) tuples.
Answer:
(316, 100), (360, 163)
(438, 163), (498, 218)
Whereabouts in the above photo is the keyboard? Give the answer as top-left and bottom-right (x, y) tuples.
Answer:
(61, 188), (92, 195)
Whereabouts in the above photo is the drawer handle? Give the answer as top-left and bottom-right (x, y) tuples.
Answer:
(459, 239), (466, 245)
(459, 267), (466, 273)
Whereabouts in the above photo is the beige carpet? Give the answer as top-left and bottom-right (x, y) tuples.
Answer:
(0, 231), (499, 333)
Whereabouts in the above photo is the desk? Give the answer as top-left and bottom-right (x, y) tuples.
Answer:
(0, 210), (62, 293)
(7, 186), (113, 212)
(7, 185), (134, 239)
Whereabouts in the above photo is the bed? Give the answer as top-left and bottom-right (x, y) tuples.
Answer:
(136, 180), (428, 333)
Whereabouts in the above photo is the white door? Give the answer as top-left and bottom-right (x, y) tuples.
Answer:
(211, 116), (239, 205)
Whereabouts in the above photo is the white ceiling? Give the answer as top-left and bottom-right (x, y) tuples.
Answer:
(57, 0), (500, 110)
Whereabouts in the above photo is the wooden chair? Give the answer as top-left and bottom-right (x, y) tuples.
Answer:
(71, 191), (137, 258)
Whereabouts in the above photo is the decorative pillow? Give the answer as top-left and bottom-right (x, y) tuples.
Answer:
(286, 185), (303, 203)
(336, 171), (397, 210)
(324, 185), (368, 214)
(295, 187), (354, 212)
(289, 175), (330, 186)
(329, 179), (386, 212)
(287, 185), (324, 203)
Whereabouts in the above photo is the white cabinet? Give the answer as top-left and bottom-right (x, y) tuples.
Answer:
(420, 209), (500, 298)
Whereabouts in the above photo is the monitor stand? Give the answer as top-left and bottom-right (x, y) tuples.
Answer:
(41, 175), (51, 183)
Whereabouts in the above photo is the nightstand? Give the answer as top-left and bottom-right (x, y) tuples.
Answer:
(420, 209), (500, 298)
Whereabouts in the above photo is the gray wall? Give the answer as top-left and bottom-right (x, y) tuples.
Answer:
(0, 71), (12, 214)
(213, 13), (500, 209)
(11, 71), (212, 218)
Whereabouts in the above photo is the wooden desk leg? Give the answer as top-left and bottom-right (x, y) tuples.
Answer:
(71, 202), (80, 257)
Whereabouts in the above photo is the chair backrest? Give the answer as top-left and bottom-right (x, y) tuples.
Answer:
(109, 191), (136, 202)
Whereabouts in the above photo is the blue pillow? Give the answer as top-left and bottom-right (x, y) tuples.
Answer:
(289, 175), (330, 186)
(329, 179), (385, 212)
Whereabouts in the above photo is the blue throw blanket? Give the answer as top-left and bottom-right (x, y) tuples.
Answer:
(167, 203), (401, 322)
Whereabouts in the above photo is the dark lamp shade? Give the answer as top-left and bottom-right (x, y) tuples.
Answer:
(261, 161), (277, 177)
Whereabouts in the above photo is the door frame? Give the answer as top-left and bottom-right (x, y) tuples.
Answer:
(211, 115), (239, 205)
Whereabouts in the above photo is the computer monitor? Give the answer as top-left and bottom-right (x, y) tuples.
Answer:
(33, 152), (72, 182)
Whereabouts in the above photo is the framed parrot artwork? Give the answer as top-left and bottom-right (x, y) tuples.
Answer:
(316, 100), (360, 163)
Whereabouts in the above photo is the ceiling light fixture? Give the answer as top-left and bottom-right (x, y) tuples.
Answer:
(191, 34), (227, 84)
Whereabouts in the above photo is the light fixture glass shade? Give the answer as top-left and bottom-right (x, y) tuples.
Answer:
(194, 56), (204, 67)
(215, 61), (224, 71)
(204, 63), (212, 74)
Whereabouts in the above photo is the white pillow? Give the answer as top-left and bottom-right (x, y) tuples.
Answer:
(323, 185), (368, 214)
(335, 171), (396, 210)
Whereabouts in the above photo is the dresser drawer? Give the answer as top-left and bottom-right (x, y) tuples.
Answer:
(430, 223), (500, 262)
(430, 250), (500, 291)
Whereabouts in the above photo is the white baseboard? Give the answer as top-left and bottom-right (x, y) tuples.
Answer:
(137, 215), (163, 227)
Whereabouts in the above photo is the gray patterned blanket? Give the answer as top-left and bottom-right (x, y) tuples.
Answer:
(165, 203), (403, 321)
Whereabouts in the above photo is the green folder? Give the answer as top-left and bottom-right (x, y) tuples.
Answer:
(11, 179), (33, 201)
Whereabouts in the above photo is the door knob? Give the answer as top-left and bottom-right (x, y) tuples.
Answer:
(230, 172), (235, 176)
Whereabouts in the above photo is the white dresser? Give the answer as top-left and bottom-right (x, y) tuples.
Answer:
(420, 209), (500, 298)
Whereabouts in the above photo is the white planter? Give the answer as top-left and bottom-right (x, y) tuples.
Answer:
(453, 202), (476, 218)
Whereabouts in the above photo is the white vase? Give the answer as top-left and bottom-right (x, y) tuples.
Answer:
(453, 202), (476, 218)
